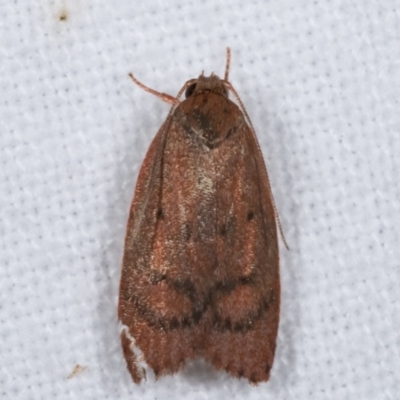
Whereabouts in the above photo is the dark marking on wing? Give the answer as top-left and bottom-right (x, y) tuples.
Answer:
(156, 208), (164, 220)
(247, 211), (255, 221)
(123, 276), (275, 333)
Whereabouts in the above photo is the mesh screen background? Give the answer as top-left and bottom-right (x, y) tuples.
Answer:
(1, 1), (399, 399)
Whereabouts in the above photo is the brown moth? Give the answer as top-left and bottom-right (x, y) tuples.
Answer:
(118, 49), (281, 385)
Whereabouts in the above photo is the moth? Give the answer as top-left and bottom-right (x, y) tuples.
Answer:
(118, 49), (282, 384)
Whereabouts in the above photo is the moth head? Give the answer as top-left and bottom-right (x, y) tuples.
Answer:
(184, 73), (229, 99)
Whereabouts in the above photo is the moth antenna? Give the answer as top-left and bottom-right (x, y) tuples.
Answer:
(224, 47), (231, 81)
(128, 73), (179, 105)
(224, 81), (289, 250)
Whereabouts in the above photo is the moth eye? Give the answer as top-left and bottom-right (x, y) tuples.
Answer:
(185, 83), (197, 98)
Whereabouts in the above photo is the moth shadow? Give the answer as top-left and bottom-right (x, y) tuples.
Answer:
(175, 358), (230, 387)
(249, 89), (300, 391)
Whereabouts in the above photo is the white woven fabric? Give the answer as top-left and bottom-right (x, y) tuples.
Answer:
(1, 1), (399, 399)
